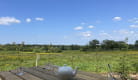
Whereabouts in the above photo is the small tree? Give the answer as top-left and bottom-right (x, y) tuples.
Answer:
(134, 40), (138, 50)
(89, 39), (100, 50)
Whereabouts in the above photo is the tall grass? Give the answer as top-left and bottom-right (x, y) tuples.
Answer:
(0, 50), (137, 73)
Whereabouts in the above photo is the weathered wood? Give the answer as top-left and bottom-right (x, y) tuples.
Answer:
(78, 71), (106, 80)
(23, 67), (59, 80)
(39, 64), (107, 80)
(0, 64), (107, 80)
(32, 67), (57, 76)
(0, 74), (5, 80)
(40, 64), (59, 71)
(0, 72), (22, 80)
(11, 69), (42, 80)
(76, 74), (96, 80)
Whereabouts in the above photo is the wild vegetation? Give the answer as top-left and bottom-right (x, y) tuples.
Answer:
(0, 39), (138, 79)
(1, 39), (138, 53)
(0, 50), (137, 73)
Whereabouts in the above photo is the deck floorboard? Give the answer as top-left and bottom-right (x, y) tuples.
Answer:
(0, 72), (22, 80)
(0, 65), (106, 80)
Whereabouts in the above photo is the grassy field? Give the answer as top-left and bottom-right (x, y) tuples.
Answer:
(0, 50), (138, 73)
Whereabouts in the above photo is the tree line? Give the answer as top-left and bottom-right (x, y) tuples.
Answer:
(0, 39), (138, 53)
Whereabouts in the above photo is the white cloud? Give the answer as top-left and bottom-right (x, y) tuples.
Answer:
(129, 25), (138, 28)
(113, 29), (135, 35)
(112, 30), (137, 44)
(99, 32), (112, 38)
(97, 30), (138, 44)
(35, 17), (44, 21)
(74, 26), (83, 30)
(128, 18), (138, 23)
(113, 16), (122, 21)
(130, 31), (135, 34)
(88, 25), (94, 29)
(0, 17), (21, 25)
(81, 31), (92, 37)
(26, 18), (31, 23)
(118, 30), (129, 34)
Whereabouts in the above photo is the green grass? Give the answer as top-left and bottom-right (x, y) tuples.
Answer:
(0, 50), (138, 73)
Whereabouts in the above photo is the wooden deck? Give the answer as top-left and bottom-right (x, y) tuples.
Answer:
(0, 64), (106, 80)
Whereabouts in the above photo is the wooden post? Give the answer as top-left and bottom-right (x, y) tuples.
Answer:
(35, 54), (40, 67)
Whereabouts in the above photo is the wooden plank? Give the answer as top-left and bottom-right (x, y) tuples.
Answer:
(40, 65), (104, 80)
(40, 64), (58, 71)
(0, 65), (107, 80)
(35, 66), (97, 80)
(78, 71), (106, 80)
(76, 74), (97, 80)
(11, 70), (43, 80)
(32, 67), (56, 76)
(23, 68), (59, 80)
(0, 75), (5, 80)
(0, 72), (22, 80)
(32, 67), (89, 80)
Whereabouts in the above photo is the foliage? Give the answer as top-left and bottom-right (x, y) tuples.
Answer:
(0, 50), (137, 74)
(135, 40), (138, 49)
(1, 39), (138, 52)
(89, 39), (100, 50)
(116, 54), (130, 79)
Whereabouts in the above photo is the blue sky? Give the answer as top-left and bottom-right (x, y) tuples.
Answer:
(0, 0), (138, 45)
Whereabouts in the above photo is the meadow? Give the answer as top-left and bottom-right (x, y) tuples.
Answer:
(0, 50), (138, 74)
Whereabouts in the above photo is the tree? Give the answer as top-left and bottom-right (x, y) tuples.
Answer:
(0, 45), (4, 51)
(70, 45), (80, 50)
(128, 44), (134, 50)
(89, 39), (100, 50)
(101, 40), (115, 50)
(134, 40), (138, 49)
(117, 41), (128, 50)
(48, 46), (62, 53)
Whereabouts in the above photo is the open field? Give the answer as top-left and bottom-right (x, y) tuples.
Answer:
(0, 50), (138, 74)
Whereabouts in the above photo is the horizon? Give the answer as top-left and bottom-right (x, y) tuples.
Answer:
(0, 39), (137, 45)
(0, 0), (138, 45)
